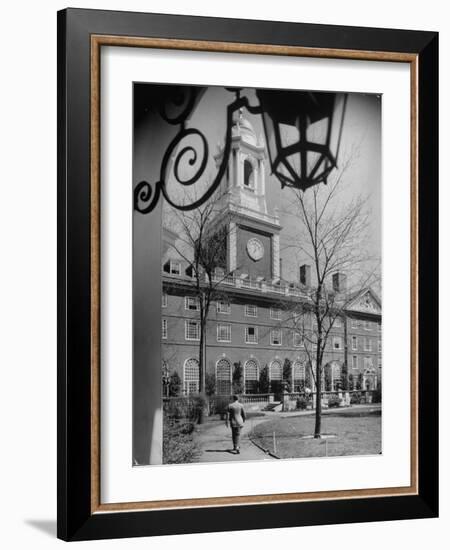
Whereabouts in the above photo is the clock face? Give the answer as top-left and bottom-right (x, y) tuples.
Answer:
(247, 237), (264, 261)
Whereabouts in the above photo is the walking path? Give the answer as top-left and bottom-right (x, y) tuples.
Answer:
(192, 415), (275, 463)
(192, 403), (381, 464)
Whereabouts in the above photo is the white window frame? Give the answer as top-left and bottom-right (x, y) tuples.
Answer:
(334, 316), (343, 328)
(352, 355), (358, 369)
(245, 304), (258, 317)
(293, 331), (304, 347)
(162, 292), (167, 308)
(216, 300), (231, 314)
(185, 320), (200, 341)
(364, 337), (372, 351)
(244, 359), (259, 393)
(245, 326), (258, 344)
(269, 360), (283, 381)
(364, 319), (372, 331)
(292, 361), (306, 382)
(352, 336), (358, 350)
(351, 318), (358, 329)
(270, 307), (282, 320)
(169, 260), (181, 275)
(217, 323), (231, 342)
(216, 358), (232, 395)
(271, 329), (282, 346)
(183, 358), (200, 395)
(185, 296), (199, 311)
(332, 336), (343, 350)
(162, 318), (167, 339)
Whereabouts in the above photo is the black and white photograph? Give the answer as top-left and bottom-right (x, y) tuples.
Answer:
(0, 0), (442, 546)
(133, 83), (382, 466)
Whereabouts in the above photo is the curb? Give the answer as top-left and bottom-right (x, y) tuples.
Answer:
(247, 430), (280, 459)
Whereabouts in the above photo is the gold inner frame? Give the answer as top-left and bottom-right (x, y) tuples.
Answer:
(90, 35), (419, 514)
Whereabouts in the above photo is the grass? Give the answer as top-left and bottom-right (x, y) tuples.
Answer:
(251, 409), (381, 459)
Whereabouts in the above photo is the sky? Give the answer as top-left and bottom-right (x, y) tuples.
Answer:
(157, 84), (382, 289)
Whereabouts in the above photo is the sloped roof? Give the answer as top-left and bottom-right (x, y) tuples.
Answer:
(344, 287), (382, 315)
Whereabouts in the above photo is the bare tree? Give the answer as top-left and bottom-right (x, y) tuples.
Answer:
(164, 187), (237, 405)
(281, 152), (380, 438)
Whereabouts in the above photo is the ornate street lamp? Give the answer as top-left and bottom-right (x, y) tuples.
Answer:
(256, 90), (347, 190)
(134, 86), (347, 214)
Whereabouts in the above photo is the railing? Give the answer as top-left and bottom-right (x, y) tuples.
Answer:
(210, 272), (308, 298)
(207, 393), (275, 414)
(239, 393), (274, 405)
(280, 389), (381, 410)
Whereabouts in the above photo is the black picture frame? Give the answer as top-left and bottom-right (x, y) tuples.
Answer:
(57, 7), (438, 541)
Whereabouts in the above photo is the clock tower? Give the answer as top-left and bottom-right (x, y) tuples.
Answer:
(213, 109), (282, 281)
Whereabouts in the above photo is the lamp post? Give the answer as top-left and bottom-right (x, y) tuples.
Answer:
(134, 86), (347, 214)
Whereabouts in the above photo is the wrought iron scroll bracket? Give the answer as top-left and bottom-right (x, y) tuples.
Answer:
(134, 93), (262, 214)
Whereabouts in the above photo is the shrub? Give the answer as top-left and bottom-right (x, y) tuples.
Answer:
(372, 387), (382, 403)
(168, 371), (182, 397)
(341, 370), (349, 390)
(324, 368), (332, 392)
(356, 373), (363, 390)
(232, 362), (244, 394)
(191, 393), (208, 421)
(210, 395), (230, 417)
(348, 374), (354, 391)
(163, 416), (198, 464)
(164, 397), (188, 419)
(283, 359), (292, 392)
(164, 393), (208, 422)
(327, 394), (341, 408)
(259, 365), (270, 394)
(271, 379), (283, 398)
(205, 372), (216, 396)
(350, 392), (362, 404)
(296, 396), (308, 410)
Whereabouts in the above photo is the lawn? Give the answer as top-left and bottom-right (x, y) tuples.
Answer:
(251, 409), (381, 459)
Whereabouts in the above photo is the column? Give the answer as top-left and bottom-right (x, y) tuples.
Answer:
(272, 234), (280, 279)
(228, 221), (237, 272)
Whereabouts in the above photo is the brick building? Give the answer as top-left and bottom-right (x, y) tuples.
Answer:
(161, 113), (381, 396)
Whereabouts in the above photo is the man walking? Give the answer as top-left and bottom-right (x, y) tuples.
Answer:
(226, 395), (246, 454)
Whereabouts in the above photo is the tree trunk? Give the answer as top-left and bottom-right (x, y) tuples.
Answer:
(314, 346), (322, 438)
(197, 312), (207, 424)
(199, 321), (204, 394)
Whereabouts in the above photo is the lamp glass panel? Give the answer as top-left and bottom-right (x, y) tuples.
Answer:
(329, 94), (347, 161)
(306, 117), (329, 148)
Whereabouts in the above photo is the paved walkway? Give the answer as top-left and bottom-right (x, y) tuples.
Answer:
(192, 416), (275, 463)
(191, 403), (381, 464)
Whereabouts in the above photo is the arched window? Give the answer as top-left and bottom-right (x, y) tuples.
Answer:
(269, 360), (282, 392)
(216, 358), (232, 395)
(243, 159), (255, 191)
(244, 359), (259, 394)
(183, 358), (199, 395)
(292, 361), (306, 392)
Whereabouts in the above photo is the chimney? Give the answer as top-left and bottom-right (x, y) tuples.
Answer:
(300, 264), (311, 287)
(332, 272), (347, 293)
